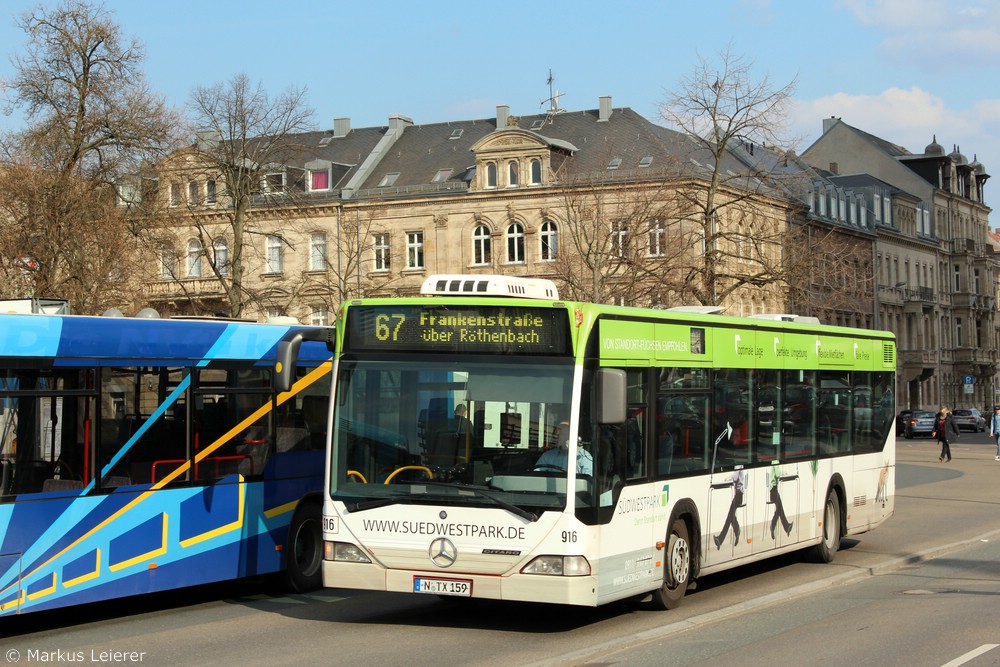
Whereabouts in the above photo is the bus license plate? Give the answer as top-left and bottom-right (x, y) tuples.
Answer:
(413, 577), (472, 597)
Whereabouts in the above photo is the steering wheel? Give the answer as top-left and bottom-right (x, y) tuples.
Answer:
(532, 464), (566, 473)
(384, 465), (433, 484)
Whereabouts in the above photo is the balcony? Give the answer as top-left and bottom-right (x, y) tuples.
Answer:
(876, 284), (905, 306)
(902, 286), (935, 314)
(950, 293), (997, 311)
(952, 348), (998, 366)
(144, 278), (226, 299)
(948, 238), (983, 255)
(951, 291), (975, 308)
(899, 348), (937, 382)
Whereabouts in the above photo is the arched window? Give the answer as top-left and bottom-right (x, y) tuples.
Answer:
(506, 222), (525, 263)
(213, 238), (229, 276)
(540, 220), (558, 260)
(473, 224), (491, 265)
(186, 238), (202, 278)
(507, 160), (519, 187)
(486, 163), (497, 189)
(530, 159), (541, 185)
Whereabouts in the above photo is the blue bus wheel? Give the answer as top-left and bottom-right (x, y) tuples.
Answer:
(285, 501), (323, 592)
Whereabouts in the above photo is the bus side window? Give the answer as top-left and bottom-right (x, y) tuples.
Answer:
(714, 368), (752, 466)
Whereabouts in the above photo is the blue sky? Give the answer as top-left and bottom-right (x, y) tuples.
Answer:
(1, 0), (998, 184)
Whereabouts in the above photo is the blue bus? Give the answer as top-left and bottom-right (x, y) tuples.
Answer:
(0, 313), (333, 615)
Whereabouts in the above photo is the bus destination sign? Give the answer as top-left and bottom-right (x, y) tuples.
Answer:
(345, 305), (571, 355)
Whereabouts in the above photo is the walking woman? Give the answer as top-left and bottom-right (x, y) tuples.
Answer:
(932, 406), (960, 462)
(990, 406), (1000, 461)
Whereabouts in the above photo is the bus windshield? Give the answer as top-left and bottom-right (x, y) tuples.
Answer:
(330, 357), (580, 513)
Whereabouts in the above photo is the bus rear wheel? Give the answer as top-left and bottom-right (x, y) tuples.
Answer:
(284, 501), (323, 593)
(810, 489), (842, 563)
(651, 518), (690, 610)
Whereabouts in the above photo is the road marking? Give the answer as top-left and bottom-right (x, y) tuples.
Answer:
(941, 644), (1000, 667)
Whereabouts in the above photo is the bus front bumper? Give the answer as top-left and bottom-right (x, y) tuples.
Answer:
(323, 560), (599, 605)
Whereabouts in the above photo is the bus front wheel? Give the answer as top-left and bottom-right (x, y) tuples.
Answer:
(284, 501), (323, 593)
(811, 488), (842, 563)
(651, 518), (690, 610)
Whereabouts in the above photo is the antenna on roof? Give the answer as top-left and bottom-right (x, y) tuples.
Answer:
(539, 69), (565, 122)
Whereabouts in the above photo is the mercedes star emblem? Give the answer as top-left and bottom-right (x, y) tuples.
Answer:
(429, 537), (457, 568)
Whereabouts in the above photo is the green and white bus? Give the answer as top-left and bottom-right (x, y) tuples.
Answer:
(275, 275), (895, 608)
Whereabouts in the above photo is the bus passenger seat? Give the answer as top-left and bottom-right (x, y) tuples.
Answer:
(42, 478), (85, 493)
(427, 431), (460, 468)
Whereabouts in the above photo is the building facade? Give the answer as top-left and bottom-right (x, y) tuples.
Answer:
(141, 98), (821, 324)
(803, 118), (995, 412)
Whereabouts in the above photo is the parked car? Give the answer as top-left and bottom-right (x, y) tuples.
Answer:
(903, 410), (936, 438)
(895, 410), (912, 434)
(952, 408), (986, 432)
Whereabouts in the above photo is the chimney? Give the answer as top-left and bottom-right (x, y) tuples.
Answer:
(598, 96), (612, 122)
(496, 105), (509, 129)
(829, 162), (839, 175)
(388, 114), (413, 132)
(822, 116), (840, 135)
(333, 117), (351, 138)
(195, 129), (220, 151)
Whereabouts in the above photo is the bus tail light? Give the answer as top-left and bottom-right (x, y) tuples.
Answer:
(521, 555), (590, 576)
(326, 541), (372, 563)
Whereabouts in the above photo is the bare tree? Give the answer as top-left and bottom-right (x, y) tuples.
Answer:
(0, 0), (178, 312)
(548, 173), (690, 306)
(171, 73), (316, 318)
(658, 46), (799, 307)
(785, 221), (875, 323)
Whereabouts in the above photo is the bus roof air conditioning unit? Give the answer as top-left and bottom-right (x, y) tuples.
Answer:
(420, 274), (559, 300)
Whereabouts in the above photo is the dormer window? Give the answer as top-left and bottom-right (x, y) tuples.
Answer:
(449, 129), (464, 140)
(263, 170), (285, 193)
(431, 168), (453, 183)
(530, 119), (545, 130)
(311, 169), (329, 191)
(607, 158), (622, 170)
(529, 159), (541, 185)
(305, 159), (333, 191)
(638, 156), (653, 168)
(486, 163), (497, 189)
(378, 172), (400, 187)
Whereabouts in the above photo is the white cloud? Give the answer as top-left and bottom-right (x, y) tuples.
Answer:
(790, 86), (1000, 175)
(837, 0), (1000, 62)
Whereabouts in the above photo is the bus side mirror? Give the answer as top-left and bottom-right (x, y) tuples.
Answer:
(274, 334), (304, 394)
(596, 368), (627, 425)
(274, 327), (336, 394)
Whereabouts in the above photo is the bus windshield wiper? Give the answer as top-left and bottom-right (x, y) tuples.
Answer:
(346, 496), (413, 512)
(419, 481), (539, 522)
(345, 483), (538, 521)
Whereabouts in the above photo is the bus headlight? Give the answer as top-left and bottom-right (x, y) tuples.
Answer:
(325, 541), (372, 563)
(521, 555), (590, 576)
